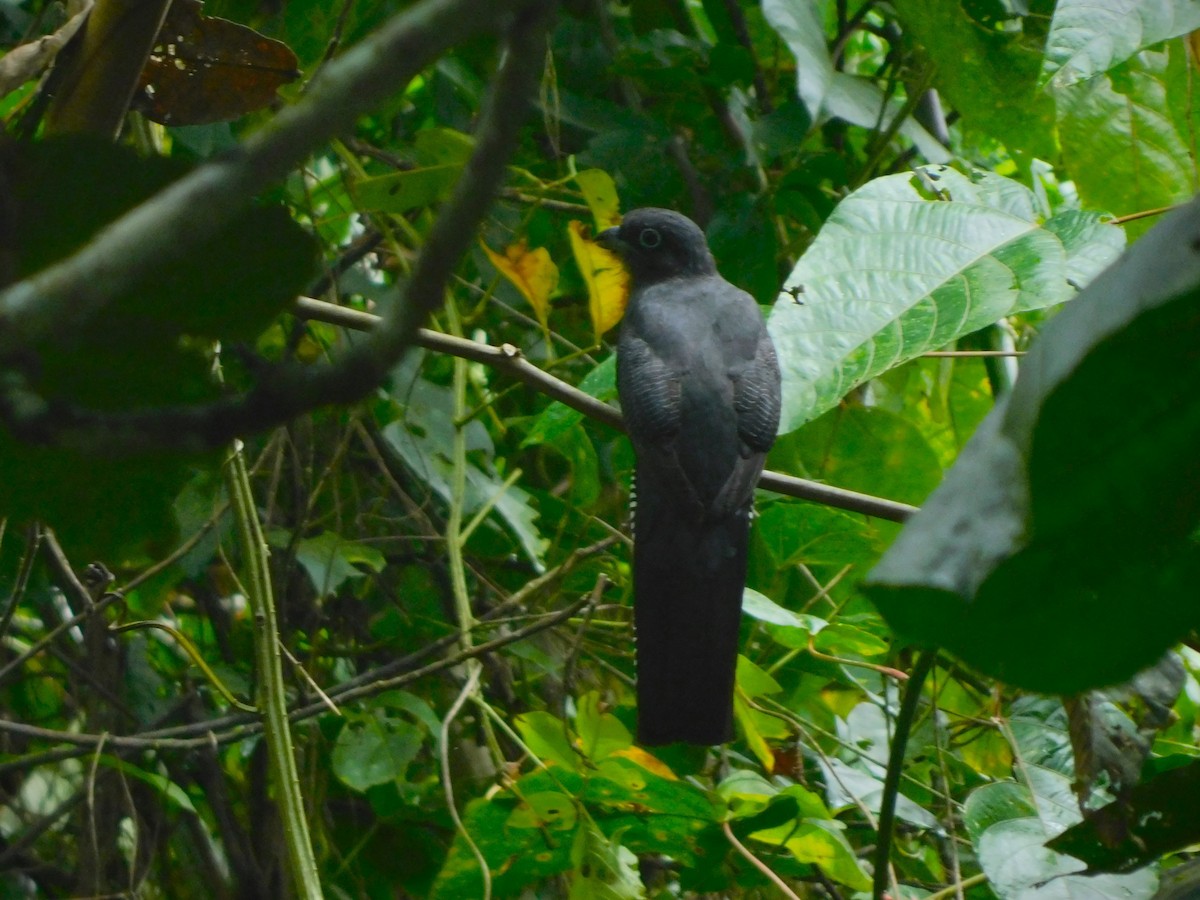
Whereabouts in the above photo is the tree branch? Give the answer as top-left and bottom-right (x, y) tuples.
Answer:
(0, 0), (556, 454)
(0, 0), (540, 353)
(295, 296), (918, 523)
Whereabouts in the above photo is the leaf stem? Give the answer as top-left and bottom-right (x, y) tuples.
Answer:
(223, 440), (324, 899)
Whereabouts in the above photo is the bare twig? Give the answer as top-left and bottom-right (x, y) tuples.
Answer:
(721, 820), (802, 900)
(0, 565), (603, 754)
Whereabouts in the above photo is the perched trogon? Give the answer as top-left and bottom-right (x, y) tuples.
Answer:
(597, 208), (781, 746)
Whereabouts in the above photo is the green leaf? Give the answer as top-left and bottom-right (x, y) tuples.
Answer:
(568, 824), (642, 900)
(515, 711), (580, 770)
(274, 529), (385, 596)
(819, 758), (938, 830)
(332, 714), (422, 792)
(1040, 0), (1200, 88)
(893, 0), (1055, 158)
(385, 353), (547, 570)
(768, 165), (1124, 432)
(1057, 48), (1197, 231)
(576, 692), (633, 761)
(742, 587), (825, 632)
(749, 819), (872, 891)
(865, 198), (1200, 693)
(964, 767), (1159, 898)
(353, 164), (463, 213)
(762, 0), (831, 118)
(414, 127), (475, 165)
(736, 655), (782, 698)
(431, 770), (584, 899)
(523, 355), (617, 447)
(778, 405), (945, 507)
(574, 168), (621, 229)
(812, 622), (889, 658)
(755, 501), (883, 569)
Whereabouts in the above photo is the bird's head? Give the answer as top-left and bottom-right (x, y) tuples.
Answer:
(595, 208), (716, 285)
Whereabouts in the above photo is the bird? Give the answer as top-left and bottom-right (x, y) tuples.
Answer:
(597, 208), (781, 746)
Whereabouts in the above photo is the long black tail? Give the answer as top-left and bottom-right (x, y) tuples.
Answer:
(632, 480), (750, 746)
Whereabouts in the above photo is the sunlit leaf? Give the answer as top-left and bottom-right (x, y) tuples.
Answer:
(568, 219), (628, 338)
(481, 239), (559, 327)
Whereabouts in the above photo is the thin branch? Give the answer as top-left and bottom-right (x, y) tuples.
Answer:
(440, 667), (493, 900)
(0, 552), (606, 754)
(2, 1), (555, 458)
(294, 296), (919, 523)
(0, 0), (538, 353)
(721, 820), (802, 900)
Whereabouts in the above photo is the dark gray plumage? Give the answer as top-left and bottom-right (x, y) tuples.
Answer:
(598, 208), (781, 746)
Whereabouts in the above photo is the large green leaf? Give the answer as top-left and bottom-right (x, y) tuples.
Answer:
(1057, 47), (1199, 231)
(893, 0), (1054, 159)
(964, 768), (1158, 899)
(865, 197), (1200, 693)
(768, 166), (1124, 432)
(1040, 0), (1200, 88)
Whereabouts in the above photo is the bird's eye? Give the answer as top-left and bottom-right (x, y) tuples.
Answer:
(638, 227), (662, 249)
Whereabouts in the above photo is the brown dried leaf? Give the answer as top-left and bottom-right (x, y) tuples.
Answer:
(133, 0), (299, 126)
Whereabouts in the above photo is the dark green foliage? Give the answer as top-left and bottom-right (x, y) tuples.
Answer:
(2, 1), (1200, 898)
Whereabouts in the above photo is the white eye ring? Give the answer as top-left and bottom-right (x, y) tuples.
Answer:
(638, 227), (662, 249)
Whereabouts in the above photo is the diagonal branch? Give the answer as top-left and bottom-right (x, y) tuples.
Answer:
(294, 295), (918, 523)
(1, 0), (556, 453)
(0, 0), (540, 353)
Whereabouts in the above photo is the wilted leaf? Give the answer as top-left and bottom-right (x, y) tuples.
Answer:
(481, 239), (559, 327)
(568, 219), (628, 338)
(134, 0), (300, 125)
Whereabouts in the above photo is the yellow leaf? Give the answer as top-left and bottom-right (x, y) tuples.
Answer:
(481, 239), (558, 327)
(608, 746), (677, 780)
(568, 220), (628, 338)
(574, 169), (622, 230)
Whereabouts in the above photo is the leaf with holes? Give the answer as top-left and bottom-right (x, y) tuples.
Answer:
(134, 0), (299, 125)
